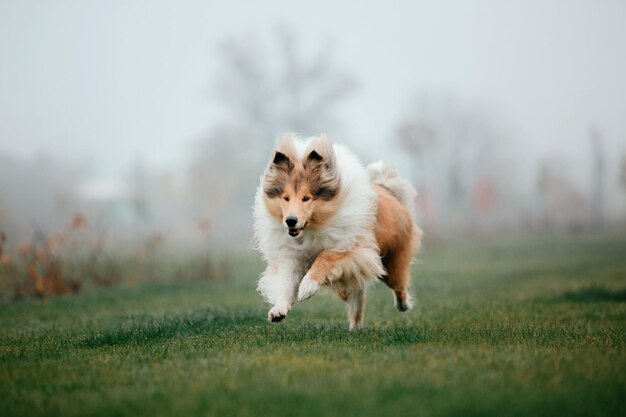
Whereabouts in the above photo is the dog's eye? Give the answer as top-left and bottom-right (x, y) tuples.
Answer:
(283, 196), (289, 202)
(302, 196), (311, 202)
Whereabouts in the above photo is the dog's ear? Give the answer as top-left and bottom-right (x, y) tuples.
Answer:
(264, 151), (292, 198)
(305, 135), (340, 200)
(305, 134), (336, 171)
(272, 151), (292, 170)
(270, 133), (297, 171)
(306, 150), (323, 163)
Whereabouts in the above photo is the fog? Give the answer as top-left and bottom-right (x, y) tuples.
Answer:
(1, 0), (626, 252)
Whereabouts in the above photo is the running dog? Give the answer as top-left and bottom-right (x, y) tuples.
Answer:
(253, 133), (422, 329)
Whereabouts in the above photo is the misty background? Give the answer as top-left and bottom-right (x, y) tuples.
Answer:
(1, 0), (626, 257)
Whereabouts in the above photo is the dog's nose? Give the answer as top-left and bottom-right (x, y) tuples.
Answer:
(285, 216), (298, 228)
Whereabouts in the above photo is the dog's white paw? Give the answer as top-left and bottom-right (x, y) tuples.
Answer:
(298, 274), (320, 301)
(267, 305), (289, 322)
(349, 322), (364, 331)
(394, 292), (414, 312)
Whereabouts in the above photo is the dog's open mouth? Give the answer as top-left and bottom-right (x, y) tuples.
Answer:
(288, 222), (307, 237)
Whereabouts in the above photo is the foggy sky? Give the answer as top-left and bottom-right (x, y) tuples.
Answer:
(1, 0), (625, 178)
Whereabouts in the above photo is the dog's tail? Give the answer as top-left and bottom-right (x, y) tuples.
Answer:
(366, 161), (417, 211)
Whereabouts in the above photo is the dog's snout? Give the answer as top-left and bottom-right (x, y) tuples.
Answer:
(285, 216), (298, 228)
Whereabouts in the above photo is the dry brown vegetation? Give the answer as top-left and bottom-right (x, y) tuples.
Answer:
(0, 213), (227, 301)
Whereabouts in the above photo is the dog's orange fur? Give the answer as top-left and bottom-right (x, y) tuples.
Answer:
(305, 250), (350, 284)
(263, 136), (341, 229)
(263, 181), (342, 229)
(374, 185), (422, 309)
(303, 185), (421, 309)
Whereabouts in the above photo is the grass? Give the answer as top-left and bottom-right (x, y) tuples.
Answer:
(1, 234), (625, 416)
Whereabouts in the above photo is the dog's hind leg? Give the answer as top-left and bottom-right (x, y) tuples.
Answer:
(380, 234), (420, 311)
(378, 224), (422, 312)
(382, 253), (413, 312)
(346, 289), (365, 330)
(386, 266), (414, 311)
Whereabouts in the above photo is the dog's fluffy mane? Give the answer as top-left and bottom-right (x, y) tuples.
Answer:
(253, 133), (383, 304)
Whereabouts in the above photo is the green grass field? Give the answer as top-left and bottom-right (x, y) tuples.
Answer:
(1, 235), (625, 417)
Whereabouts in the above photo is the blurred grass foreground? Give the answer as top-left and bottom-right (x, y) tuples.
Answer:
(1, 234), (625, 417)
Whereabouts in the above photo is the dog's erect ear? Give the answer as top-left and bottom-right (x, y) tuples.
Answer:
(264, 150), (292, 198)
(273, 151), (289, 165)
(305, 135), (335, 170)
(272, 151), (293, 171)
(304, 135), (340, 200)
(270, 133), (297, 171)
(306, 150), (323, 163)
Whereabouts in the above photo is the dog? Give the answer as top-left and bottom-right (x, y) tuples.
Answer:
(253, 133), (422, 330)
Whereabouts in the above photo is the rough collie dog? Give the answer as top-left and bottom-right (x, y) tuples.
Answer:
(253, 133), (422, 330)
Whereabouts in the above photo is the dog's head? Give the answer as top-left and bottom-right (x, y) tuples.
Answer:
(262, 134), (340, 237)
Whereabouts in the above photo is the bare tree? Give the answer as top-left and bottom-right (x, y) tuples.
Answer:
(618, 153), (626, 193)
(214, 26), (356, 140)
(396, 93), (513, 234)
(590, 126), (605, 232)
(537, 160), (588, 231)
(189, 28), (357, 242)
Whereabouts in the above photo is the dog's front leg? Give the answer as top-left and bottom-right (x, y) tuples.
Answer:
(257, 261), (301, 322)
(297, 250), (347, 301)
(297, 246), (384, 301)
